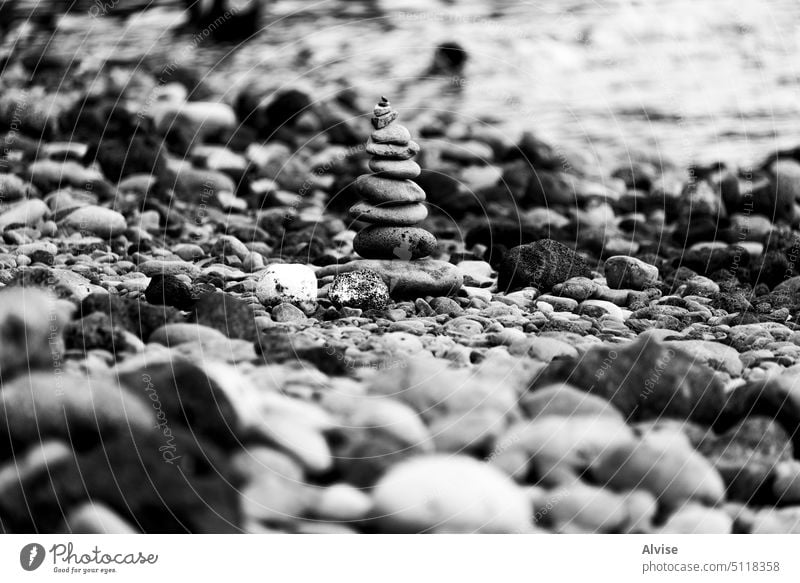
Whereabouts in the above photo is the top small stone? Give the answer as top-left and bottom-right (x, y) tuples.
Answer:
(372, 96), (399, 129)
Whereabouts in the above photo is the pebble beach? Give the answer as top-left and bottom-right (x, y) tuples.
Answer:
(2, 0), (800, 535)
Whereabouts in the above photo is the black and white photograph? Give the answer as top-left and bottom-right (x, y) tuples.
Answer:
(0, 0), (799, 578)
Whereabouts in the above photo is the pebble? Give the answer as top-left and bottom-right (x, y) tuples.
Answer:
(492, 416), (636, 485)
(1, 370), (155, 445)
(271, 302), (308, 323)
(552, 276), (597, 301)
(144, 273), (194, 310)
(314, 484), (373, 522)
(63, 502), (138, 534)
(664, 339), (743, 376)
(0, 198), (49, 230)
(592, 429), (726, 508)
(455, 260), (495, 287)
(535, 334), (725, 425)
(58, 206), (126, 238)
(656, 503), (733, 534)
(371, 455), (533, 533)
(526, 336), (579, 361)
(0, 288), (64, 379)
(149, 323), (228, 346)
(604, 255), (659, 290)
(255, 263), (318, 313)
(138, 260), (200, 278)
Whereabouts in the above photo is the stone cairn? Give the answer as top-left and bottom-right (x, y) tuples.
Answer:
(350, 97), (438, 261)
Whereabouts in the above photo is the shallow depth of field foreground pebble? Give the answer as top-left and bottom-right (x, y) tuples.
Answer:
(2, 0), (800, 535)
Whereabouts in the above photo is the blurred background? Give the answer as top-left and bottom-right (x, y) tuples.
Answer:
(1, 0), (800, 169)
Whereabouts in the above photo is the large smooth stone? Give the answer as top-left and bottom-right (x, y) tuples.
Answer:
(521, 383), (623, 421)
(0, 287), (64, 380)
(371, 124), (411, 145)
(149, 323), (229, 346)
(349, 200), (428, 225)
(355, 174), (426, 204)
(58, 206), (127, 238)
(63, 502), (139, 534)
(0, 173), (30, 200)
(0, 370), (155, 447)
(592, 429), (726, 508)
(317, 259), (463, 298)
(604, 255), (659, 290)
(368, 159), (421, 179)
(366, 140), (420, 160)
(156, 101), (237, 138)
(544, 480), (630, 533)
(534, 334), (725, 425)
(491, 416), (636, 485)
(172, 166), (236, 205)
(354, 226), (437, 259)
(371, 455), (533, 533)
(697, 417), (792, 505)
(0, 198), (49, 230)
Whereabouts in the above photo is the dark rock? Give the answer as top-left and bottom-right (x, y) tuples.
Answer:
(428, 41), (468, 76)
(262, 89), (312, 137)
(63, 312), (128, 354)
(761, 160), (800, 223)
(498, 239), (592, 292)
(524, 170), (578, 207)
(697, 417), (792, 505)
(85, 135), (168, 183)
(679, 244), (749, 276)
(78, 293), (183, 340)
(0, 428), (242, 533)
(0, 371), (154, 460)
(504, 132), (562, 170)
(326, 428), (420, 488)
(0, 287), (63, 382)
(254, 328), (349, 375)
(717, 374), (800, 453)
(190, 291), (259, 341)
(145, 274), (195, 311)
(117, 359), (242, 450)
(183, 0), (260, 44)
(532, 334), (725, 425)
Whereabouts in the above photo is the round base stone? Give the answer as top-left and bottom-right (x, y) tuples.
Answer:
(317, 258), (463, 298)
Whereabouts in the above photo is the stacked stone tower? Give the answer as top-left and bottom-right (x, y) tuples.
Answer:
(350, 97), (437, 260)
